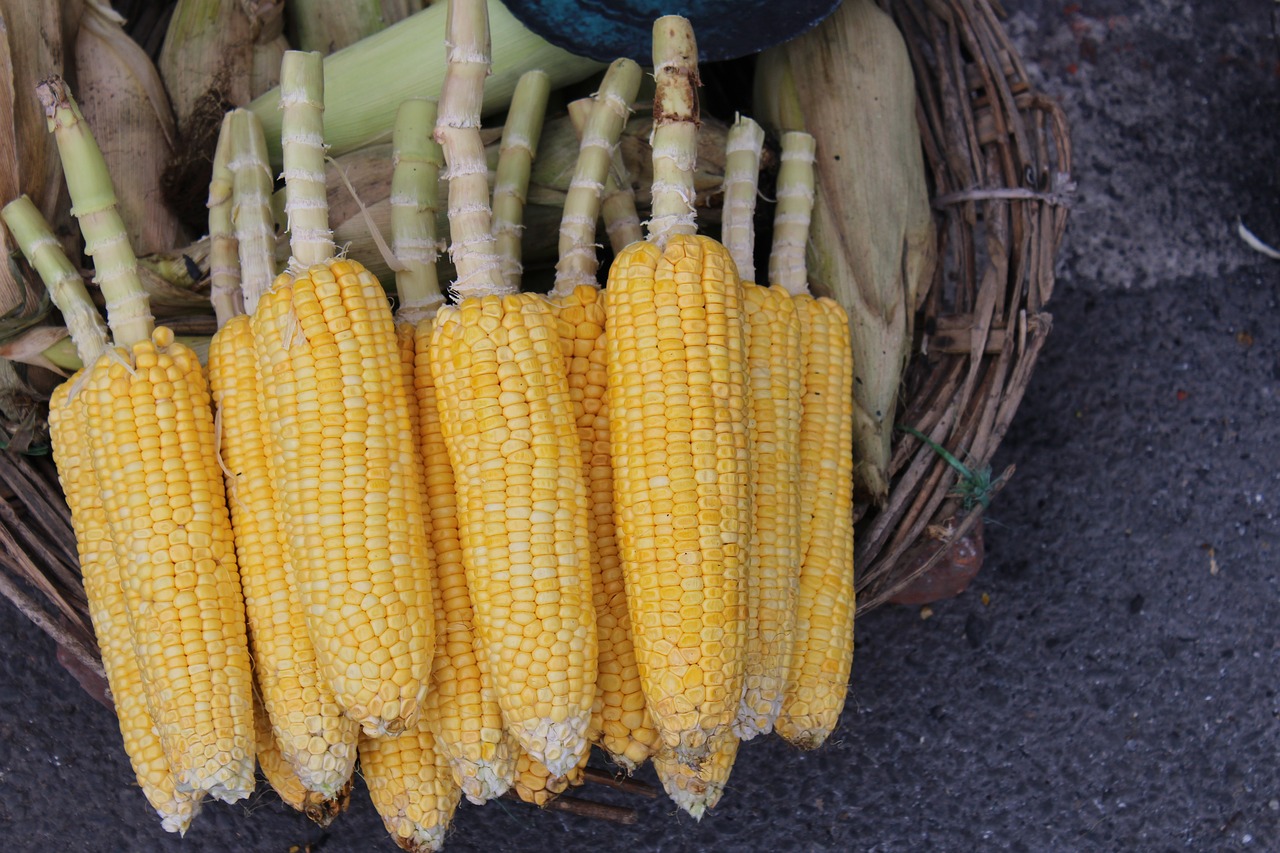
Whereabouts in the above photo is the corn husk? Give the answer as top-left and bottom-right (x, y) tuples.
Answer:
(756, 0), (936, 505)
(249, 0), (602, 166)
(0, 357), (47, 453)
(249, 1), (288, 97)
(158, 0), (289, 123)
(0, 1), (83, 337)
(285, 0), (422, 54)
(75, 0), (186, 256)
(159, 0), (253, 127)
(540, 111), (729, 216)
(0, 1), (81, 221)
(138, 237), (210, 290)
(384, 0), (429, 15)
(156, 0), (286, 235)
(0, 327), (72, 375)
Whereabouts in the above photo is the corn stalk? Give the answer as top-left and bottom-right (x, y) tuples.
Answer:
(312, 110), (732, 284)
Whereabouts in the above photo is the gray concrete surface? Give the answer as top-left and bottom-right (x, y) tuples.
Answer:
(2, 1), (1279, 850)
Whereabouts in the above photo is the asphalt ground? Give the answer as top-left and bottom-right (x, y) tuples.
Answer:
(1, 1), (1278, 850)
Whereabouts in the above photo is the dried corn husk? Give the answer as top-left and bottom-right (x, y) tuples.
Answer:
(0, 1), (83, 337)
(249, 1), (288, 97)
(159, 0), (286, 111)
(159, 0), (252, 127)
(138, 237), (211, 290)
(75, 0), (186, 255)
(0, 1), (81, 221)
(0, 327), (73, 375)
(157, 0), (286, 235)
(756, 0), (936, 505)
(538, 111), (731, 215)
(285, 0), (422, 54)
(0, 357), (48, 453)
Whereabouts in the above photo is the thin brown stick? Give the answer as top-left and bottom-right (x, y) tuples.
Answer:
(0, 507), (86, 628)
(582, 767), (660, 798)
(0, 455), (77, 565)
(0, 498), (86, 610)
(540, 795), (639, 824)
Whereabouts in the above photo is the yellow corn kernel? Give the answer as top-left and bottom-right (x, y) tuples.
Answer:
(82, 328), (255, 802)
(409, 317), (516, 802)
(253, 691), (350, 827)
(512, 743), (588, 807)
(251, 259), (434, 737)
(428, 292), (596, 778)
(359, 694), (460, 853)
(49, 377), (204, 834)
(209, 315), (359, 796)
(603, 234), (750, 765)
(552, 284), (660, 771)
(734, 283), (805, 740)
(652, 727), (739, 820)
(777, 296), (855, 749)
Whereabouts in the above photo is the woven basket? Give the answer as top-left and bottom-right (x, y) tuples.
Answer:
(852, 0), (1072, 611)
(0, 0), (1070, 824)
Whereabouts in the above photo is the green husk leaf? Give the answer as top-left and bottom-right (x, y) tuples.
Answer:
(249, 0), (602, 167)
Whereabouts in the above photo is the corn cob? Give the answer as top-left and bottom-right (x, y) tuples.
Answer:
(769, 132), (855, 750)
(358, 692), (461, 853)
(719, 117), (805, 741)
(603, 16), (750, 766)
(250, 51), (434, 737)
(429, 0), (595, 778)
(38, 77), (255, 802)
(253, 691), (351, 827)
(550, 63), (659, 772)
(511, 743), (588, 807)
(367, 145), (466, 843)
(2, 196), (204, 834)
(50, 379), (207, 831)
(652, 728), (739, 820)
(390, 97), (516, 803)
(209, 108), (360, 795)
